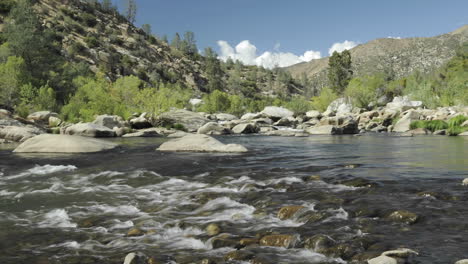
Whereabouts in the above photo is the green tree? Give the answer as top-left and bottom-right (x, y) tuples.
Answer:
(204, 47), (223, 92)
(345, 75), (385, 108)
(181, 31), (197, 56)
(5, 0), (56, 84)
(171, 33), (181, 50)
(0, 56), (28, 109)
(123, 0), (137, 23)
(311, 86), (338, 112)
(328, 50), (353, 95)
(142, 24), (151, 35)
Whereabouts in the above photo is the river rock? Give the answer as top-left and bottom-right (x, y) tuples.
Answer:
(459, 131), (468, 136)
(386, 210), (419, 224)
(261, 106), (294, 121)
(205, 223), (221, 236)
(122, 128), (161, 137)
(367, 255), (399, 264)
(123, 252), (147, 264)
(382, 248), (418, 258)
(273, 117), (297, 127)
(408, 128), (430, 135)
(0, 109), (11, 118)
(129, 116), (152, 129)
(232, 123), (259, 134)
(393, 110), (420, 132)
(463, 178), (468, 186)
(455, 260), (468, 264)
(306, 110), (322, 119)
(386, 96), (423, 112)
(277, 205), (305, 220)
(0, 125), (45, 142)
(241, 112), (263, 120)
(64, 123), (116, 137)
(303, 234), (335, 253)
(157, 134), (247, 153)
(224, 250), (255, 261)
(127, 228), (144, 237)
(27, 111), (59, 125)
(156, 109), (209, 132)
(326, 98), (353, 116)
(216, 113), (237, 121)
(197, 122), (231, 135)
(259, 234), (297, 248)
(49, 116), (62, 127)
(306, 125), (342, 135)
(92, 114), (124, 129)
(13, 134), (118, 153)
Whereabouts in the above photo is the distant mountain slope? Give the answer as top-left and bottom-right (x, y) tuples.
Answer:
(286, 25), (468, 93)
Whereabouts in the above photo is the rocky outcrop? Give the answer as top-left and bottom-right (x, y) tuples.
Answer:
(64, 123), (116, 137)
(156, 109), (209, 132)
(27, 111), (59, 126)
(13, 134), (118, 153)
(157, 134), (248, 153)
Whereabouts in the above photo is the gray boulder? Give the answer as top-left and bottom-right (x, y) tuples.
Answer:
(0, 125), (45, 142)
(93, 115), (124, 129)
(216, 113), (237, 121)
(367, 255), (398, 264)
(386, 96), (423, 112)
(393, 110), (420, 132)
(27, 111), (59, 125)
(241, 112), (263, 120)
(197, 122), (231, 135)
(157, 134), (247, 153)
(122, 128), (161, 138)
(0, 109), (11, 118)
(305, 110), (321, 119)
(156, 109), (209, 132)
(307, 125), (342, 135)
(261, 106), (294, 121)
(455, 260), (468, 264)
(273, 117), (297, 127)
(129, 116), (152, 129)
(232, 123), (259, 134)
(13, 134), (118, 153)
(459, 131), (468, 136)
(64, 123), (116, 137)
(326, 98), (353, 116)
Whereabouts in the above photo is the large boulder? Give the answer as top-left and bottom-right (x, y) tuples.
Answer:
(64, 123), (116, 137)
(156, 109), (209, 132)
(93, 115), (125, 129)
(325, 98), (353, 117)
(232, 123), (259, 134)
(307, 125), (342, 135)
(393, 110), (420, 132)
(197, 122), (231, 135)
(261, 106), (294, 121)
(13, 134), (118, 153)
(241, 112), (263, 120)
(0, 109), (11, 119)
(27, 111), (59, 125)
(386, 96), (423, 112)
(157, 134), (247, 153)
(216, 113), (237, 121)
(0, 125), (45, 142)
(122, 128), (161, 138)
(305, 110), (322, 119)
(129, 114), (152, 129)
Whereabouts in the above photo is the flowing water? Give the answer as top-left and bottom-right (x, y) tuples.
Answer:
(0, 135), (467, 264)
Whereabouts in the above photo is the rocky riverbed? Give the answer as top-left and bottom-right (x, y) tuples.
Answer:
(0, 135), (467, 264)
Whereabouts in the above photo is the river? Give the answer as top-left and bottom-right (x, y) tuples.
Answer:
(0, 135), (467, 264)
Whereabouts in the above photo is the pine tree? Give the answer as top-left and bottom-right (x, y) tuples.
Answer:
(328, 50), (353, 95)
(182, 31), (197, 56)
(142, 24), (151, 35)
(204, 47), (223, 92)
(123, 0), (137, 24)
(171, 33), (181, 50)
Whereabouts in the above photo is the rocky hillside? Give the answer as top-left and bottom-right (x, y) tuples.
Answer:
(287, 25), (468, 92)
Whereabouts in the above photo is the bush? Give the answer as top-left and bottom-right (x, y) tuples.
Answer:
(345, 75), (385, 108)
(284, 96), (313, 115)
(80, 13), (97, 27)
(84, 36), (100, 48)
(447, 115), (467, 128)
(198, 90), (231, 114)
(311, 87), (338, 112)
(0, 0), (16, 13)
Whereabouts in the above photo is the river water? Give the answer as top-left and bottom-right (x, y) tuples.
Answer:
(0, 135), (467, 264)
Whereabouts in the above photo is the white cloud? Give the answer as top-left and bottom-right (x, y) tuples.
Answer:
(217, 40), (321, 69)
(387, 36), (401, 39)
(328, 40), (358, 55)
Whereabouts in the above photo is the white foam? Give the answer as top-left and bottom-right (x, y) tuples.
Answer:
(5, 165), (77, 180)
(39, 209), (77, 228)
(87, 204), (142, 215)
(323, 207), (349, 222)
(48, 241), (81, 249)
(110, 220), (134, 230)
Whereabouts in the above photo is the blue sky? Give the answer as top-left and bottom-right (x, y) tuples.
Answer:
(116, 0), (467, 68)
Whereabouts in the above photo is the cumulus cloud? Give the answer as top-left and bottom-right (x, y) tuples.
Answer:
(328, 40), (358, 55)
(387, 36), (401, 39)
(217, 40), (321, 69)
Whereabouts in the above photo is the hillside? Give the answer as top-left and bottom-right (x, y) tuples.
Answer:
(287, 25), (468, 93)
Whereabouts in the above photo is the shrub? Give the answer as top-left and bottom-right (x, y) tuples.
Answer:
(84, 36), (100, 48)
(345, 75), (385, 108)
(198, 90), (231, 114)
(447, 115), (467, 128)
(0, 0), (16, 13)
(284, 96), (313, 115)
(311, 87), (338, 112)
(410, 120), (448, 132)
(80, 13), (97, 27)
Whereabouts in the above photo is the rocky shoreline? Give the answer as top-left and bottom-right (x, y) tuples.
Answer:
(1, 97), (467, 150)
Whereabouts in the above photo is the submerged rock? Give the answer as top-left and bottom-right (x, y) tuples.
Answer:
(157, 134), (247, 153)
(382, 248), (418, 258)
(462, 178), (468, 186)
(277, 205), (305, 220)
(303, 234), (335, 253)
(205, 223), (221, 236)
(259, 234), (297, 248)
(127, 228), (144, 237)
(224, 250), (255, 261)
(13, 134), (118, 153)
(455, 260), (468, 264)
(386, 210), (419, 225)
